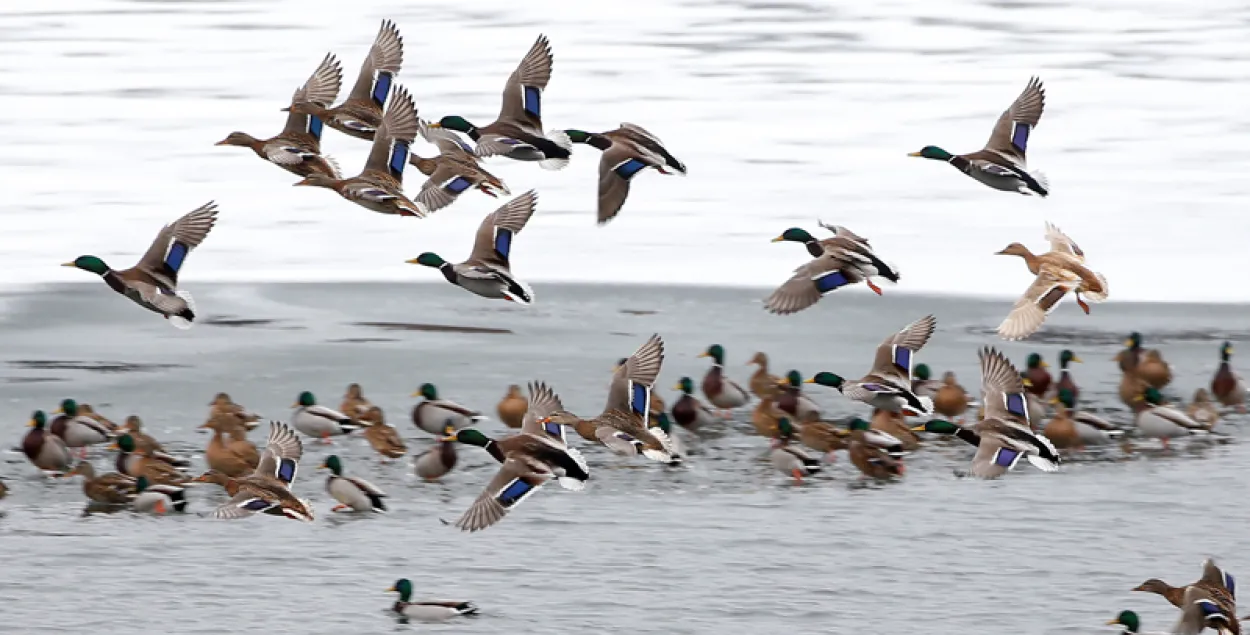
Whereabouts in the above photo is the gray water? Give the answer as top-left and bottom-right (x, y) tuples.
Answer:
(0, 282), (1246, 633)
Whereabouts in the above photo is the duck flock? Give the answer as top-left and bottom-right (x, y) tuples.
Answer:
(11, 18), (1248, 631)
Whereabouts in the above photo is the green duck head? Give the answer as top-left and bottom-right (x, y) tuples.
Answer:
(655, 412), (673, 435)
(28, 411), (47, 429)
(405, 252), (446, 268)
(699, 344), (726, 365)
(1107, 610), (1140, 633)
(135, 476), (151, 493)
(57, 399), (79, 417)
(563, 129), (592, 143)
(1058, 349), (1082, 367)
(914, 363), (932, 381)
(784, 370), (803, 388)
(414, 383), (439, 400)
(435, 116), (476, 133)
(1054, 387), (1077, 409)
(771, 228), (815, 244)
(445, 428), (490, 447)
(674, 377), (695, 394)
(116, 434), (136, 453)
(907, 146), (953, 161)
(777, 417), (795, 437)
(1220, 341), (1232, 362)
(388, 578), (413, 602)
(1141, 387), (1164, 406)
(1125, 332), (1142, 349)
(320, 454), (344, 476)
(295, 391), (316, 408)
(1026, 353), (1046, 370)
(847, 417), (871, 432)
(61, 255), (110, 276)
(912, 419), (959, 434)
(806, 372), (845, 389)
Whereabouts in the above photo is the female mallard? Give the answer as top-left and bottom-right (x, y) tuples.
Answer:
(1044, 388), (1121, 450)
(338, 383), (375, 419)
(698, 344), (751, 414)
(933, 371), (970, 421)
(77, 404), (119, 434)
(1117, 332), (1172, 389)
(411, 383), (487, 435)
(847, 418), (906, 480)
(1054, 349), (1082, 405)
(1023, 353), (1051, 396)
(216, 53), (343, 179)
(61, 202), (218, 329)
(291, 391), (366, 442)
(746, 352), (782, 401)
(405, 190), (537, 304)
(443, 383), (590, 532)
(770, 417), (821, 483)
(114, 434), (188, 486)
(774, 370), (821, 421)
(117, 415), (189, 468)
(67, 461), (135, 505)
(409, 120), (510, 214)
(1132, 559), (1239, 634)
(362, 410), (407, 461)
(750, 398), (785, 438)
(198, 413), (260, 477)
(49, 399), (113, 449)
(497, 385), (528, 429)
(806, 314), (937, 415)
(671, 377), (715, 430)
(908, 77), (1049, 196)
(131, 476), (187, 514)
(796, 413), (850, 460)
(1187, 388), (1222, 429)
(294, 85), (425, 217)
(911, 363), (942, 398)
(433, 35), (572, 169)
(995, 223), (1108, 340)
(415, 425), (458, 481)
(1212, 341), (1246, 412)
(1133, 387), (1210, 448)
(209, 392), (260, 430)
(871, 409), (921, 452)
(23, 411), (72, 473)
(912, 347), (1060, 478)
(285, 20), (403, 140)
(560, 123), (685, 223)
(320, 455), (386, 513)
(770, 222), (900, 297)
(387, 578), (477, 621)
(193, 422), (312, 521)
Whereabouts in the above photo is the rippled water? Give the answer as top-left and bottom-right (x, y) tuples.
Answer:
(3, 0), (1250, 301)
(0, 282), (1247, 633)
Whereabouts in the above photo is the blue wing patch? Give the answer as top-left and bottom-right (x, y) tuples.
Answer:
(165, 242), (189, 274)
(1225, 573), (1235, 597)
(542, 421), (563, 440)
(497, 478), (535, 508)
(307, 115), (324, 140)
(443, 176), (473, 194)
(892, 346), (912, 374)
(613, 158), (648, 180)
(241, 498), (272, 511)
(1011, 122), (1030, 153)
(388, 141), (409, 177)
(814, 271), (850, 293)
(371, 71), (393, 107)
(630, 381), (650, 418)
(523, 85), (541, 119)
(859, 383), (889, 393)
(992, 447), (1022, 469)
(1004, 393), (1028, 419)
(277, 458), (297, 484)
(1195, 599), (1225, 621)
(494, 228), (513, 262)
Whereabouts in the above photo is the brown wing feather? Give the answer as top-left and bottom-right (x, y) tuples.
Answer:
(497, 35), (553, 128)
(983, 76), (1045, 160)
(347, 19), (403, 102)
(466, 190), (538, 267)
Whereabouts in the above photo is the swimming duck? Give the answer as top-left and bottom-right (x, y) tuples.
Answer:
(387, 578), (478, 621)
(76, 404), (119, 434)
(1212, 341), (1246, 412)
(496, 385), (528, 429)
(294, 85), (425, 217)
(847, 418), (906, 480)
(444, 382), (590, 532)
(291, 391), (366, 442)
(1132, 559), (1239, 634)
(117, 415), (189, 468)
(209, 393), (260, 430)
(23, 411), (72, 473)
(796, 413), (850, 460)
(871, 408), (921, 452)
(131, 476), (188, 514)
(770, 222), (900, 299)
(114, 434), (188, 486)
(1054, 349), (1082, 405)
(433, 35), (572, 169)
(49, 399), (113, 450)
(284, 20), (403, 141)
(652, 413), (685, 465)
(408, 120), (510, 214)
(198, 413), (261, 477)
(1044, 388), (1121, 450)
(405, 190), (537, 304)
(995, 223), (1108, 340)
(745, 352), (782, 401)
(770, 417), (821, 483)
(1187, 388), (1222, 429)
(362, 409), (407, 461)
(1117, 332), (1172, 389)
(194, 422), (312, 521)
(1133, 387), (1209, 448)
(338, 383), (375, 419)
(320, 455), (386, 513)
(411, 383), (487, 435)
(806, 314), (937, 415)
(911, 363), (943, 399)
(912, 347), (1061, 478)
(909, 76), (1049, 196)
(66, 461), (136, 505)
(933, 371), (970, 421)
(750, 398), (786, 438)
(561, 123), (685, 223)
(1022, 353), (1051, 396)
(415, 425), (458, 481)
(216, 53), (343, 178)
(774, 370), (821, 421)
(671, 377), (715, 430)
(698, 344), (751, 414)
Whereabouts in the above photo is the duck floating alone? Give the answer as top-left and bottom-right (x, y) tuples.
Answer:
(411, 383), (487, 435)
(698, 344), (751, 415)
(995, 222), (1108, 340)
(561, 123), (686, 223)
(806, 314), (937, 416)
(320, 455), (387, 513)
(194, 422), (312, 522)
(1211, 341), (1246, 412)
(291, 391), (366, 442)
(387, 578), (477, 621)
(62, 202), (218, 329)
(285, 20), (404, 140)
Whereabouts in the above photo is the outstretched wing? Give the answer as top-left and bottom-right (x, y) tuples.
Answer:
(135, 201), (219, 285)
(1043, 222), (1085, 260)
(419, 118), (475, 157)
(283, 53), (343, 137)
(496, 34), (553, 130)
(346, 19), (404, 107)
(520, 381), (567, 440)
(466, 190), (538, 268)
(983, 76), (1045, 163)
(870, 315), (937, 381)
(997, 274), (1072, 342)
(212, 493), (275, 519)
(604, 334), (665, 415)
(252, 421), (303, 485)
(764, 253), (865, 315)
(363, 85), (418, 182)
(453, 458), (547, 532)
(978, 347), (1030, 424)
(596, 142), (659, 224)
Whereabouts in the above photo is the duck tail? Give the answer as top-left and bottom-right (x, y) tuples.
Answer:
(167, 289), (197, 330)
(1082, 273), (1109, 303)
(901, 394), (934, 417)
(454, 601), (479, 616)
(539, 129), (573, 171)
(1026, 169), (1050, 197)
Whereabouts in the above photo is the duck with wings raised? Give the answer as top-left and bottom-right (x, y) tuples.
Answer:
(560, 122), (686, 224)
(408, 119), (510, 214)
(995, 222), (1108, 341)
(806, 315), (937, 416)
(193, 421), (312, 521)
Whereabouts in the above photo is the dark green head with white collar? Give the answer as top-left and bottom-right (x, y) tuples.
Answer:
(62, 255), (110, 276)
(389, 578), (414, 602)
(1107, 610), (1140, 633)
(416, 383), (439, 400)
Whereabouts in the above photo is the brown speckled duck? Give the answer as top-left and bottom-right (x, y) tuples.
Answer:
(870, 409), (920, 452)
(994, 223), (1108, 340)
(362, 408), (407, 461)
(1187, 388), (1222, 429)
(410, 120), (510, 214)
(746, 352), (781, 401)
(199, 413), (260, 477)
(497, 385), (528, 429)
(67, 461), (135, 505)
(1117, 332), (1172, 389)
(193, 422), (312, 521)
(848, 418), (906, 480)
(933, 371), (970, 422)
(699, 344), (750, 414)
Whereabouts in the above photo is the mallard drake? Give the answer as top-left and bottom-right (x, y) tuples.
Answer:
(796, 413), (850, 460)
(908, 77), (1049, 196)
(49, 399), (113, 449)
(698, 344), (751, 413)
(770, 222), (900, 299)
(871, 408), (921, 452)
(933, 371), (970, 421)
(770, 417), (821, 483)
(409, 119), (510, 214)
(387, 578), (478, 621)
(362, 410), (407, 461)
(774, 370), (821, 421)
(912, 347), (1061, 478)
(561, 123), (684, 223)
(433, 35), (572, 169)
(411, 383), (486, 435)
(285, 20), (403, 140)
(291, 391), (366, 442)
(806, 314), (937, 415)
(415, 424), (458, 481)
(1117, 332), (1172, 389)
(1044, 389), (1121, 449)
(652, 413), (685, 465)
(911, 363), (942, 398)
(1022, 353), (1051, 396)
(61, 202), (218, 328)
(1054, 349), (1082, 405)
(294, 85), (425, 217)
(847, 418), (906, 480)
(671, 377), (715, 430)
(216, 53), (343, 178)
(338, 383), (375, 419)
(496, 385), (528, 429)
(117, 415), (189, 468)
(113, 434), (188, 486)
(320, 455), (386, 513)
(132, 476), (187, 514)
(67, 461), (136, 504)
(23, 411), (72, 473)
(443, 382), (590, 532)
(405, 190), (537, 303)
(995, 223), (1108, 340)
(746, 352), (782, 401)
(1131, 558), (1239, 634)
(193, 422), (312, 521)
(1134, 387), (1209, 448)
(198, 413), (260, 477)
(209, 392), (260, 430)
(1212, 341), (1246, 412)
(1188, 389), (1222, 429)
